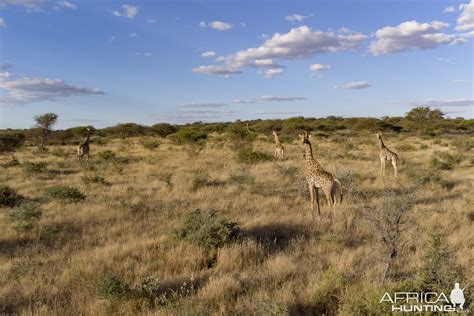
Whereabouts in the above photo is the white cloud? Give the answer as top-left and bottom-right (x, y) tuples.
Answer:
(436, 57), (455, 63)
(129, 33), (137, 37)
(258, 96), (306, 102)
(410, 98), (474, 107)
(285, 14), (308, 22)
(0, 0), (43, 9)
(192, 65), (242, 76)
(136, 52), (152, 57)
(232, 99), (256, 104)
(443, 6), (456, 13)
(457, 0), (474, 31)
(57, 1), (76, 9)
(0, 17), (6, 28)
(369, 20), (459, 55)
(336, 81), (371, 89)
(146, 18), (156, 23)
(0, 71), (104, 106)
(112, 4), (138, 19)
(309, 63), (331, 72)
(209, 21), (233, 31)
(262, 68), (284, 78)
(199, 21), (206, 28)
(201, 51), (216, 58)
(195, 25), (366, 77)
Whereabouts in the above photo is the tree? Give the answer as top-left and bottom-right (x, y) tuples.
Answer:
(33, 113), (58, 150)
(174, 128), (208, 156)
(404, 107), (444, 134)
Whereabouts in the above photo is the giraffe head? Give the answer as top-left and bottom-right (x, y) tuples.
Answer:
(298, 131), (311, 144)
(376, 133), (382, 140)
(272, 130), (278, 137)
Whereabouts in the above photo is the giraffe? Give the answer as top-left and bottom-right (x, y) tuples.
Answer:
(272, 130), (284, 161)
(299, 131), (343, 218)
(77, 128), (91, 165)
(376, 133), (398, 178)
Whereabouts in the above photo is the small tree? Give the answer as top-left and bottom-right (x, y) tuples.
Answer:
(33, 113), (58, 150)
(361, 187), (416, 283)
(404, 107), (444, 134)
(174, 128), (208, 156)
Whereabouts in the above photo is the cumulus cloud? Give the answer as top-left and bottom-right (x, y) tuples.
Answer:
(0, 71), (104, 106)
(146, 18), (156, 23)
(436, 57), (455, 63)
(443, 6), (455, 13)
(194, 25), (366, 78)
(258, 96), (306, 101)
(0, 17), (5, 28)
(262, 68), (284, 78)
(285, 14), (308, 22)
(201, 51), (216, 58)
(192, 65), (242, 76)
(0, 0), (43, 9)
(457, 0), (474, 31)
(369, 20), (460, 55)
(410, 98), (474, 107)
(112, 4), (138, 19)
(56, 1), (76, 9)
(199, 21), (233, 30)
(336, 81), (371, 89)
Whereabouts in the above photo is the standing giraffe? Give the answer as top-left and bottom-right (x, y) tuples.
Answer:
(77, 128), (91, 164)
(376, 133), (398, 178)
(299, 131), (343, 218)
(272, 131), (284, 161)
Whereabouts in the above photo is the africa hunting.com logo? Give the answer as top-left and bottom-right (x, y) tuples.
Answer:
(380, 282), (470, 313)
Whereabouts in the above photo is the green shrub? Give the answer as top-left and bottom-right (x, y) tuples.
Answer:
(23, 161), (47, 174)
(152, 123), (178, 137)
(236, 147), (272, 164)
(190, 173), (224, 192)
(452, 137), (474, 152)
(0, 132), (25, 153)
(174, 209), (240, 249)
(405, 163), (442, 185)
(142, 140), (160, 150)
(174, 128), (208, 156)
(416, 234), (463, 293)
(45, 185), (85, 202)
(430, 151), (462, 170)
(0, 186), (24, 207)
(97, 150), (117, 161)
(81, 174), (110, 186)
(5, 203), (42, 232)
(96, 275), (130, 300)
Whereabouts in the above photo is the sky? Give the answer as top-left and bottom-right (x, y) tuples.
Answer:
(0, 0), (473, 129)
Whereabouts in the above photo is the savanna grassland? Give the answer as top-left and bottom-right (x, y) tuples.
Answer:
(1, 129), (473, 315)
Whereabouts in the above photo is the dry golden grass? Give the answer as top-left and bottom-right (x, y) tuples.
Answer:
(0, 132), (473, 315)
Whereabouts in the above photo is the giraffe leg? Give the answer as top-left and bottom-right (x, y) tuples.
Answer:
(380, 158), (384, 176)
(381, 158), (386, 176)
(315, 187), (321, 217)
(323, 189), (333, 217)
(308, 182), (315, 218)
(392, 159), (398, 178)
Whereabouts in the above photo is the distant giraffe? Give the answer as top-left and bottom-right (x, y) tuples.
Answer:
(272, 131), (284, 161)
(299, 131), (343, 218)
(78, 128), (91, 165)
(376, 133), (398, 178)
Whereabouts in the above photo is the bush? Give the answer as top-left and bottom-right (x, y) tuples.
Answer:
(142, 140), (160, 150)
(0, 132), (25, 153)
(5, 203), (42, 232)
(151, 123), (178, 138)
(174, 209), (240, 249)
(430, 151), (462, 170)
(174, 128), (208, 156)
(96, 275), (130, 300)
(236, 147), (272, 164)
(81, 174), (110, 186)
(0, 186), (24, 207)
(23, 162), (47, 174)
(45, 185), (86, 202)
(190, 173), (225, 191)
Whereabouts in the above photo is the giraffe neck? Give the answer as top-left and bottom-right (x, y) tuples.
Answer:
(303, 140), (318, 166)
(378, 137), (385, 149)
(274, 134), (281, 146)
(83, 131), (90, 145)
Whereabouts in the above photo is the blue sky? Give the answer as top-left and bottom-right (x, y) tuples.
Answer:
(0, 0), (473, 129)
